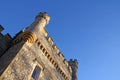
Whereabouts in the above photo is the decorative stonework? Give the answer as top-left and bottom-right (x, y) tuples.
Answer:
(22, 31), (37, 43)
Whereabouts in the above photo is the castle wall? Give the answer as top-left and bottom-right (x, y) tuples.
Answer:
(0, 39), (71, 80)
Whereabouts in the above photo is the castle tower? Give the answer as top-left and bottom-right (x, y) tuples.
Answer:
(0, 12), (78, 80)
(69, 59), (78, 80)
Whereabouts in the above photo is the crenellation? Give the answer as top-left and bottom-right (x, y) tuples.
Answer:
(0, 26), (12, 57)
(47, 36), (54, 46)
(69, 59), (78, 80)
(74, 59), (78, 68)
(69, 59), (78, 68)
(35, 39), (71, 80)
(63, 59), (69, 67)
(58, 52), (65, 60)
(13, 30), (24, 39)
(12, 30), (24, 45)
(52, 45), (59, 53)
(40, 34), (72, 77)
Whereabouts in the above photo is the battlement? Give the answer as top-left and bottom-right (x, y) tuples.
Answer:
(0, 25), (12, 57)
(35, 39), (71, 80)
(58, 52), (64, 60)
(63, 59), (69, 67)
(69, 59), (78, 68)
(69, 59), (78, 80)
(0, 25), (12, 42)
(52, 45), (59, 53)
(12, 30), (24, 45)
(45, 33), (73, 71)
(47, 36), (54, 45)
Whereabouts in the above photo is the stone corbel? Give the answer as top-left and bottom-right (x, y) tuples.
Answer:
(22, 31), (37, 43)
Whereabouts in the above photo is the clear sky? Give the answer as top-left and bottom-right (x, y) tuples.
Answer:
(0, 0), (120, 80)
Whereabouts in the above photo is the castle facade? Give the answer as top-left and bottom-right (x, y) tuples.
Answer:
(0, 12), (78, 80)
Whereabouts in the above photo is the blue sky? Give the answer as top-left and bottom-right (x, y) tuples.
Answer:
(0, 0), (120, 80)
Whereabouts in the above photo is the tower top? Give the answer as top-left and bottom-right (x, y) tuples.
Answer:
(69, 59), (78, 68)
(35, 12), (50, 24)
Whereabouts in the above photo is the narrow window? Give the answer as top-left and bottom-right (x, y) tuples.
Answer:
(32, 66), (41, 80)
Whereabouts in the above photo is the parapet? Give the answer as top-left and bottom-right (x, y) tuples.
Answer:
(69, 59), (78, 68)
(44, 26), (74, 76)
(58, 52), (64, 60)
(69, 59), (78, 80)
(0, 25), (12, 57)
(47, 36), (54, 45)
(0, 25), (12, 41)
(52, 45), (59, 53)
(4, 33), (12, 40)
(63, 59), (69, 67)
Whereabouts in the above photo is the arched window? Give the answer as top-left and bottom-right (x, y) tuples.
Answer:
(32, 66), (41, 80)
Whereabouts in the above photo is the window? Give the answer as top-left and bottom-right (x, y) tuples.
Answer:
(32, 66), (41, 80)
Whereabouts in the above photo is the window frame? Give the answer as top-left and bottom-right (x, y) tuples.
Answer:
(31, 60), (43, 80)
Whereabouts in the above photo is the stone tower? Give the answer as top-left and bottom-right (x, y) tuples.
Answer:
(0, 12), (78, 80)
